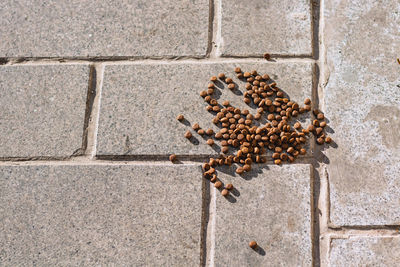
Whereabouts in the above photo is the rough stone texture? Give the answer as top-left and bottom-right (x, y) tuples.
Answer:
(324, 0), (400, 225)
(0, 0), (209, 57)
(220, 0), (312, 56)
(97, 62), (312, 156)
(213, 164), (312, 266)
(0, 65), (89, 158)
(0, 164), (202, 266)
(330, 237), (400, 266)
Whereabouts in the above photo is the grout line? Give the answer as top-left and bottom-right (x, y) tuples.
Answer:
(211, 0), (222, 58)
(0, 56), (315, 66)
(0, 157), (315, 166)
(206, 186), (217, 267)
(200, 177), (211, 266)
(85, 63), (105, 159)
(206, 0), (215, 57)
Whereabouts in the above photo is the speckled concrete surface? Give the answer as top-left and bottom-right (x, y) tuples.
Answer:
(220, 0), (312, 56)
(0, 65), (89, 158)
(0, 164), (202, 266)
(324, 0), (400, 226)
(0, 0), (209, 57)
(214, 164), (312, 266)
(330, 237), (400, 266)
(0, 0), (399, 266)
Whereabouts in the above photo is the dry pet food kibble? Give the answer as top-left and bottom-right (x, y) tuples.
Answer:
(174, 68), (332, 250)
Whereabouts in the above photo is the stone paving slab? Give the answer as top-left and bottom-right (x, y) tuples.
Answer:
(97, 62), (312, 156)
(324, 0), (400, 225)
(0, 65), (89, 158)
(0, 164), (202, 266)
(330, 237), (400, 266)
(220, 0), (312, 56)
(0, 0), (209, 57)
(213, 164), (312, 266)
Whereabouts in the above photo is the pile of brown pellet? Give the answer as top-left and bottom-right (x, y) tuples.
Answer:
(172, 67), (332, 249)
(174, 67), (331, 189)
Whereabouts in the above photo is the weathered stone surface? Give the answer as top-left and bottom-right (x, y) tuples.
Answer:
(0, 164), (202, 266)
(324, 0), (400, 225)
(0, 0), (209, 57)
(220, 0), (312, 56)
(0, 65), (89, 158)
(97, 62), (312, 156)
(330, 237), (400, 266)
(213, 164), (312, 266)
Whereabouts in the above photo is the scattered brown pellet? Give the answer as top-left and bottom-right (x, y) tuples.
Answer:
(317, 137), (325, 145)
(192, 123), (200, 130)
(226, 77), (233, 83)
(176, 114), (184, 121)
(218, 73), (225, 79)
(184, 130), (192, 139)
(274, 159), (282, 165)
(210, 174), (217, 182)
(214, 181), (223, 188)
(225, 183), (233, 190)
(249, 241), (258, 249)
(234, 67), (242, 73)
(207, 139), (214, 146)
(221, 189), (229, 196)
(198, 129), (205, 135)
(210, 76), (217, 82)
(169, 154), (177, 162)
(294, 122), (301, 129)
(263, 53), (271, 60)
(228, 83), (235, 89)
(325, 136), (332, 143)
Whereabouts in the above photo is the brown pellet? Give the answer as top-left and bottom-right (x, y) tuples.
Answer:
(169, 154), (177, 162)
(210, 76), (217, 82)
(325, 136), (332, 143)
(225, 77), (233, 83)
(243, 164), (251, 172)
(206, 129), (214, 135)
(218, 73), (225, 79)
(214, 181), (222, 188)
(207, 139), (214, 146)
(200, 91), (207, 97)
(249, 241), (258, 249)
(317, 113), (325, 120)
(198, 129), (205, 135)
(228, 83), (235, 89)
(221, 189), (229, 196)
(317, 137), (325, 145)
(234, 67), (242, 73)
(184, 131), (192, 139)
(263, 53), (271, 60)
(304, 98), (311, 105)
(274, 159), (282, 165)
(210, 174), (217, 183)
(192, 123), (200, 130)
(225, 183), (233, 190)
(294, 122), (301, 129)
(176, 114), (184, 121)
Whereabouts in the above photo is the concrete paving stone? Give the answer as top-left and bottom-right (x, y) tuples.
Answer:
(324, 0), (400, 225)
(220, 0), (312, 56)
(0, 65), (89, 158)
(213, 164), (312, 266)
(0, 164), (203, 266)
(0, 0), (209, 57)
(330, 237), (400, 266)
(97, 62), (312, 156)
